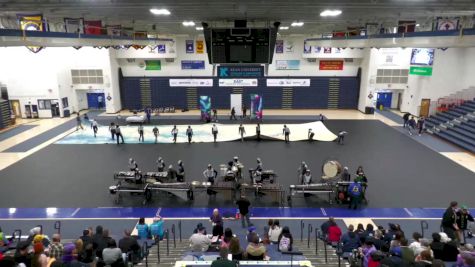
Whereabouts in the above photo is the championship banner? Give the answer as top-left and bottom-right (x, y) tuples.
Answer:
(186, 40), (194, 53)
(435, 17), (459, 31)
(250, 94), (263, 120)
(145, 60), (161, 70)
(18, 14), (45, 53)
(64, 18), (84, 33)
(84, 20), (102, 35)
(199, 96), (212, 121)
(323, 47), (332, 53)
(196, 40), (204, 54)
(132, 32), (147, 49)
(275, 40), (284, 53)
(319, 60), (344, 70)
(157, 44), (166, 53)
(275, 60), (300, 70)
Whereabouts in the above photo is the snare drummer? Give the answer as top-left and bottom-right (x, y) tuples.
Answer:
(177, 160), (185, 182)
(203, 164), (218, 184)
(156, 157), (166, 172)
(250, 158), (263, 184)
(298, 162), (308, 184)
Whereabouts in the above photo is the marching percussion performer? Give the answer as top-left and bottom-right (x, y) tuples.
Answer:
(298, 162), (308, 184)
(203, 164), (218, 184)
(171, 125), (178, 143)
(232, 156), (243, 180)
(250, 158), (263, 184)
(167, 164), (177, 181)
(211, 124), (218, 143)
(283, 125), (290, 143)
(302, 169), (312, 185)
(92, 120), (98, 138)
(186, 126), (193, 143)
(308, 128), (314, 142)
(238, 124), (246, 142)
(156, 157), (166, 172)
(152, 126), (159, 143)
(177, 160), (185, 182)
(129, 158), (138, 172)
(337, 130), (348, 145)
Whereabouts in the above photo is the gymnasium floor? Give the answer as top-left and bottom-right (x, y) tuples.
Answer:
(0, 110), (474, 210)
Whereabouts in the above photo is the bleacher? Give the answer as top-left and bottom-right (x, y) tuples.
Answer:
(426, 99), (475, 153)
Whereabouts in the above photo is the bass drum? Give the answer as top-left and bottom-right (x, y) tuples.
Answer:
(322, 160), (342, 181)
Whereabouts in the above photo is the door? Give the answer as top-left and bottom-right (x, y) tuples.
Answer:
(377, 92), (392, 109)
(397, 93), (403, 110)
(87, 93), (105, 109)
(10, 100), (21, 117)
(51, 100), (60, 117)
(420, 99), (431, 117)
(24, 105), (32, 118)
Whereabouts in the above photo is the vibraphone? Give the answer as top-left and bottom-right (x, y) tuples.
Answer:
(288, 183), (335, 204)
(242, 183), (285, 206)
(205, 181), (236, 201)
(144, 171), (168, 183)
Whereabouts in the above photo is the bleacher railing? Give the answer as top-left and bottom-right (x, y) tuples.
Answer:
(171, 224), (176, 248)
(420, 220), (429, 237)
(54, 221), (61, 234)
(178, 220), (182, 242)
(165, 229), (170, 256)
(155, 235), (160, 263)
(307, 224), (313, 248)
(300, 220), (304, 242)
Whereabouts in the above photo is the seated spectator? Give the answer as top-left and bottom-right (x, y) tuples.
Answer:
(73, 239), (83, 260)
(92, 225), (107, 258)
(210, 209), (224, 227)
(400, 238), (415, 264)
(414, 249), (433, 267)
(79, 229), (92, 250)
(48, 234), (64, 260)
(190, 226), (211, 252)
(102, 239), (122, 265)
(263, 219), (274, 244)
(246, 233), (266, 260)
(29, 227), (50, 248)
(62, 243), (76, 264)
(363, 224), (374, 240)
(211, 247), (236, 267)
(246, 225), (259, 243)
(439, 232), (459, 261)
(268, 220), (282, 244)
(381, 246), (403, 267)
(193, 223), (207, 235)
(136, 218), (149, 240)
(341, 225), (360, 254)
(118, 230), (140, 254)
(150, 217), (164, 240)
(390, 231), (404, 249)
(384, 223), (399, 243)
(321, 217), (334, 236)
(14, 241), (32, 267)
(409, 232), (422, 255)
(328, 220), (342, 244)
(220, 228), (233, 249)
(229, 237), (243, 260)
(79, 243), (95, 264)
(430, 233), (444, 260)
(457, 251), (475, 267)
(278, 226), (293, 252)
(32, 242), (49, 267)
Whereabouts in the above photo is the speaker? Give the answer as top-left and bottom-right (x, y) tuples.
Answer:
(234, 20), (247, 28)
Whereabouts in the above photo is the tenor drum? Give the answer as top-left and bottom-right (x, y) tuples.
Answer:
(322, 160), (342, 181)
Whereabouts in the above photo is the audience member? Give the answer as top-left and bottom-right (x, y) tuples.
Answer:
(372, 230), (386, 251)
(220, 228), (233, 249)
(150, 217), (164, 240)
(457, 205), (474, 243)
(341, 225), (360, 254)
(442, 201), (459, 240)
(328, 220), (342, 243)
(229, 237), (243, 260)
(102, 239), (122, 265)
(210, 247), (236, 267)
(268, 220), (282, 244)
(136, 217), (149, 240)
(92, 225), (107, 258)
(246, 225), (259, 243)
(80, 229), (92, 249)
(48, 234), (64, 260)
(321, 217), (335, 236)
(210, 209), (224, 227)
(400, 238), (415, 264)
(409, 232), (422, 254)
(193, 223), (207, 235)
(190, 226), (211, 252)
(361, 238), (377, 267)
(263, 219), (274, 244)
(118, 229), (140, 254)
(457, 251), (475, 267)
(73, 239), (83, 262)
(277, 226), (293, 252)
(62, 243), (76, 264)
(32, 243), (49, 267)
(246, 233), (266, 260)
(14, 241), (32, 267)
(414, 249), (433, 267)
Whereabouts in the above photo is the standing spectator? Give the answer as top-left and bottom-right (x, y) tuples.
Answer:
(14, 241), (32, 267)
(212, 124), (218, 142)
(319, 114), (325, 122)
(76, 113), (84, 130)
(150, 217), (165, 240)
(115, 125), (124, 144)
(109, 122), (116, 140)
(61, 243), (76, 264)
(118, 229), (140, 255)
(91, 120), (98, 138)
(211, 248), (236, 267)
(457, 205), (474, 243)
(321, 217), (335, 236)
(92, 225), (107, 258)
(236, 195), (251, 228)
(361, 238), (377, 267)
(138, 123), (144, 142)
(190, 226), (211, 252)
(417, 116), (425, 136)
(278, 226), (293, 252)
(153, 126), (159, 143)
(409, 232), (423, 255)
(136, 217), (149, 240)
(102, 239), (122, 265)
(408, 116), (417, 135)
(238, 124), (246, 142)
(414, 250), (433, 267)
(186, 126), (193, 143)
(348, 179), (364, 210)
(171, 125), (178, 143)
(242, 105), (247, 119)
(210, 209), (224, 227)
(79, 229), (92, 253)
(403, 113), (411, 128)
(32, 243), (49, 267)
(145, 107), (152, 124)
(48, 234), (64, 260)
(328, 220), (342, 243)
(230, 107), (237, 120)
(282, 125), (290, 143)
(341, 225), (360, 254)
(268, 220), (282, 244)
(442, 201), (459, 240)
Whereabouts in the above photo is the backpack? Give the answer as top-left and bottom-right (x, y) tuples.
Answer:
(279, 236), (291, 252)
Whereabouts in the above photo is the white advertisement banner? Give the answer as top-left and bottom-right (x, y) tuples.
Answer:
(169, 79), (213, 87)
(266, 79), (311, 87)
(219, 79), (258, 87)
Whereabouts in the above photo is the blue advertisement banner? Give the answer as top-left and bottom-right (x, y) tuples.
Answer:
(217, 65), (264, 78)
(181, 60), (205, 70)
(157, 44), (166, 53)
(185, 40), (194, 53)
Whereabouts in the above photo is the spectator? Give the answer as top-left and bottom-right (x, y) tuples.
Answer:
(457, 205), (474, 243)
(190, 226), (211, 252)
(400, 238), (415, 264)
(403, 113), (410, 128)
(246, 225), (259, 243)
(92, 225), (107, 258)
(62, 243), (76, 264)
(73, 239), (83, 262)
(263, 219), (274, 244)
(372, 230), (386, 251)
(442, 201), (459, 240)
(364, 224), (375, 240)
(193, 223), (207, 235)
(341, 225), (360, 254)
(432, 259), (446, 267)
(210, 247), (236, 267)
(102, 239), (122, 265)
(236, 195), (251, 228)
(32, 243), (49, 267)
(79, 243), (95, 264)
(14, 241), (32, 267)
(210, 209), (224, 227)
(268, 220), (282, 244)
(430, 233), (444, 260)
(246, 233), (266, 260)
(348, 178), (364, 209)
(79, 229), (92, 250)
(414, 249), (433, 267)
(321, 217), (334, 236)
(277, 226), (293, 252)
(409, 232), (423, 255)
(384, 223), (399, 243)
(390, 231), (405, 249)
(361, 238), (377, 267)
(229, 237), (243, 260)
(221, 228), (233, 249)
(118, 230), (140, 254)
(328, 220), (342, 243)
(457, 250), (475, 267)
(48, 234), (64, 260)
(212, 224), (224, 239)
(439, 232), (459, 261)
(150, 217), (164, 240)
(356, 223), (365, 243)
(136, 218), (149, 240)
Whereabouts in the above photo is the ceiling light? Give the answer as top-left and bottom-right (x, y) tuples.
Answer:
(320, 10), (342, 17)
(279, 26), (289, 30)
(150, 9), (171, 15)
(291, 22), (304, 27)
(195, 27), (204, 30)
(182, 21), (195, 27)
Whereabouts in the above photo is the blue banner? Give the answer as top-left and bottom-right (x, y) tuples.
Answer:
(217, 65), (264, 78)
(157, 44), (166, 53)
(186, 40), (194, 53)
(181, 60), (205, 70)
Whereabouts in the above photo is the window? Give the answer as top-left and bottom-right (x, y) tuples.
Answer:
(62, 97), (69, 108)
(71, 69), (104, 84)
(38, 100), (51, 110)
(376, 68), (409, 84)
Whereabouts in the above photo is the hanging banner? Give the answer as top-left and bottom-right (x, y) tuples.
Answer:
(275, 60), (300, 70)
(84, 20), (102, 35)
(275, 40), (284, 53)
(250, 94), (263, 120)
(435, 17), (459, 31)
(314, 46), (322, 53)
(196, 40), (204, 54)
(145, 60), (161, 70)
(64, 18), (84, 33)
(323, 47), (332, 53)
(319, 60), (344, 70)
(132, 32), (147, 49)
(219, 79), (258, 87)
(267, 79), (310, 87)
(218, 66), (263, 77)
(181, 60), (205, 70)
(157, 44), (166, 53)
(186, 40), (194, 53)
(169, 79), (213, 87)
(199, 96), (212, 121)
(285, 40), (294, 53)
(18, 14), (45, 53)
(303, 41), (311, 54)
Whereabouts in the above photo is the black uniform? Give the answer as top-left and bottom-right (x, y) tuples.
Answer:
(177, 163), (185, 182)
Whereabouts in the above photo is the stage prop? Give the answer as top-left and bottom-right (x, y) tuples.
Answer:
(230, 94), (243, 116)
(199, 96), (212, 122)
(250, 94), (263, 120)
